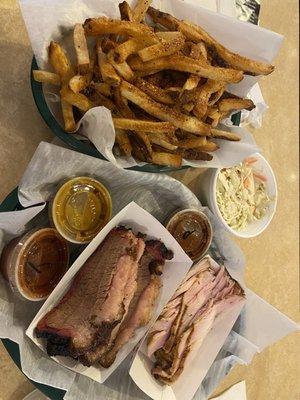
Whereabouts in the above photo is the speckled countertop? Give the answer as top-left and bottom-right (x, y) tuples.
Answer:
(0, 1), (299, 399)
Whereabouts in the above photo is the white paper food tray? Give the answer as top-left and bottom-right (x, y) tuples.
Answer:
(26, 201), (193, 383)
(129, 256), (246, 400)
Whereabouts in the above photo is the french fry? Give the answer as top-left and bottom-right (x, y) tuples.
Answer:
(114, 39), (145, 63)
(211, 128), (241, 141)
(113, 118), (176, 134)
(101, 37), (117, 53)
(115, 129), (132, 156)
(164, 130), (179, 145)
(217, 98), (255, 113)
(112, 87), (135, 118)
(49, 42), (76, 131)
(93, 82), (112, 97)
(208, 88), (225, 106)
(181, 43), (206, 93)
(181, 148), (213, 161)
(178, 87), (201, 106)
(134, 77), (174, 105)
(61, 100), (76, 132)
(177, 21), (205, 43)
(165, 86), (182, 96)
(119, 1), (134, 21)
(91, 91), (116, 111)
(148, 7), (274, 75)
(186, 21), (275, 75)
(182, 75), (200, 92)
(189, 42), (208, 63)
(130, 133), (150, 161)
(60, 87), (93, 112)
(178, 136), (207, 149)
(144, 71), (165, 86)
(131, 130), (153, 156)
(198, 140), (219, 152)
(129, 54), (243, 83)
(132, 0), (153, 22)
(197, 41), (208, 60)
(181, 103), (194, 113)
(147, 6), (178, 30)
(107, 50), (135, 81)
(179, 136), (219, 152)
(138, 34), (185, 62)
(156, 31), (184, 41)
(73, 24), (90, 75)
(49, 41), (74, 83)
(151, 152), (182, 167)
(69, 47), (96, 93)
(193, 80), (225, 119)
(134, 69), (161, 77)
(33, 70), (61, 86)
(205, 106), (221, 127)
(69, 74), (90, 93)
(120, 81), (211, 135)
(148, 133), (178, 151)
(84, 17), (158, 45)
(97, 41), (121, 86)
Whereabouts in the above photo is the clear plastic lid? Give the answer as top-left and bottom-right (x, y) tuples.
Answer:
(0, 228), (69, 301)
(51, 176), (112, 244)
(166, 209), (213, 262)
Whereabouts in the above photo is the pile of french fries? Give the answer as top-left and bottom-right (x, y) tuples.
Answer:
(33, 0), (274, 167)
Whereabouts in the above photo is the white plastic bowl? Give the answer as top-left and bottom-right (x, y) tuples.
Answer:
(198, 153), (278, 238)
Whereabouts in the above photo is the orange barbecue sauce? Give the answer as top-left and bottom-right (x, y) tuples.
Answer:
(166, 210), (212, 261)
(0, 228), (69, 300)
(18, 229), (69, 299)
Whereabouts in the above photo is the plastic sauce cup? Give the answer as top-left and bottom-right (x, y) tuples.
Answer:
(166, 209), (213, 262)
(50, 176), (112, 244)
(0, 228), (69, 301)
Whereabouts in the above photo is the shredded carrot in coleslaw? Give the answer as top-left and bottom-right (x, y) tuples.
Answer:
(216, 158), (272, 230)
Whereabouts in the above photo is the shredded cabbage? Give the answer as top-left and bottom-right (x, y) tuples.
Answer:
(216, 159), (271, 230)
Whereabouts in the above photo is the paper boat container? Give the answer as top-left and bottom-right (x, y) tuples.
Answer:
(130, 256), (246, 400)
(26, 201), (193, 383)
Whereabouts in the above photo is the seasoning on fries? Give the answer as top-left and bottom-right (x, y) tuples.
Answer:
(33, 0), (275, 167)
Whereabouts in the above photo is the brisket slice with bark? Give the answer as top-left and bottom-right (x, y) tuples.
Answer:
(79, 240), (174, 367)
(35, 227), (145, 359)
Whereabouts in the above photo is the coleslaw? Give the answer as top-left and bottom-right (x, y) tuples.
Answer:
(216, 157), (272, 230)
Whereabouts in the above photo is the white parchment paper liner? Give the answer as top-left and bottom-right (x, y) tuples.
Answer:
(0, 142), (298, 400)
(19, 0), (283, 168)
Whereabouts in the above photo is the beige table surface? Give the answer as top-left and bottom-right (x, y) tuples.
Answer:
(0, 0), (299, 399)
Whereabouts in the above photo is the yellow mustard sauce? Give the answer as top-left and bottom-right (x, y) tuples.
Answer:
(52, 177), (112, 243)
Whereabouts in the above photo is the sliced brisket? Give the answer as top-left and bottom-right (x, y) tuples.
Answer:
(82, 240), (173, 368)
(36, 227), (145, 359)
